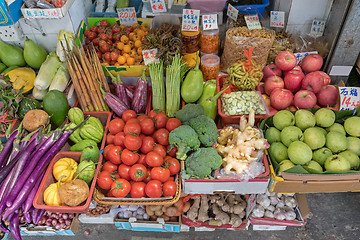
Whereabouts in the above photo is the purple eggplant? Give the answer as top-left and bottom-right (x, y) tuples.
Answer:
(24, 211), (32, 224)
(131, 69), (148, 114)
(35, 209), (45, 225)
(101, 88), (129, 117)
(22, 170), (46, 213)
(113, 75), (130, 108)
(9, 211), (21, 240)
(125, 85), (134, 101)
(0, 125), (20, 168)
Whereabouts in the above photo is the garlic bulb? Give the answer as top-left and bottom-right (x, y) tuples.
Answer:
(252, 205), (265, 218)
(285, 211), (296, 220)
(264, 210), (274, 218)
(285, 197), (297, 208)
(266, 205), (275, 212)
(276, 200), (285, 209)
(274, 208), (286, 220)
(269, 195), (279, 206)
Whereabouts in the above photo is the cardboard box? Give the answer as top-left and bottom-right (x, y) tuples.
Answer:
(0, 0), (22, 26)
(20, 215), (79, 236)
(114, 217), (181, 232)
(21, 0), (75, 19)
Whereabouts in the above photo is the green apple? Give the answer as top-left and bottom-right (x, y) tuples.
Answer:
(288, 141), (312, 165)
(347, 137), (360, 156)
(303, 127), (326, 150)
(280, 126), (303, 147)
(279, 160), (295, 172)
(315, 108), (335, 128)
(326, 131), (347, 153)
(265, 127), (281, 144)
(313, 147), (332, 166)
(295, 109), (316, 131)
(344, 116), (360, 137)
(339, 150), (360, 170)
(324, 155), (351, 172)
(273, 110), (295, 130)
(303, 160), (323, 172)
(326, 123), (346, 135)
(269, 142), (288, 163)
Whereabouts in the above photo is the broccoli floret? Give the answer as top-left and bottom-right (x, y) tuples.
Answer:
(189, 115), (218, 147)
(168, 125), (200, 160)
(185, 147), (223, 178)
(175, 104), (206, 125)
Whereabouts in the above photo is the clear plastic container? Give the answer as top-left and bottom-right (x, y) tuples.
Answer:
(200, 50), (219, 57)
(200, 54), (220, 81)
(200, 29), (219, 54)
(181, 29), (200, 54)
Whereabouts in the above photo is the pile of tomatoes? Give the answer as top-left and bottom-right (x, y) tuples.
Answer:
(97, 109), (182, 199)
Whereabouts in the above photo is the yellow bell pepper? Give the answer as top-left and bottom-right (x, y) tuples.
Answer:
(44, 182), (63, 206)
(53, 158), (78, 183)
(5, 68), (36, 93)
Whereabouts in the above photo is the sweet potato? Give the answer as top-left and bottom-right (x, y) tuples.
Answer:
(23, 109), (48, 132)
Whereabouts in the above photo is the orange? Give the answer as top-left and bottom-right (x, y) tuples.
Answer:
(134, 40), (142, 48)
(117, 42), (124, 50)
(135, 54), (143, 63)
(120, 35), (129, 44)
(123, 53), (130, 59)
(129, 50), (137, 58)
(137, 47), (143, 55)
(120, 24), (126, 29)
(136, 29), (146, 38)
(114, 62), (120, 66)
(129, 32), (135, 40)
(133, 23), (140, 28)
(123, 45), (131, 53)
(127, 57), (135, 65)
(117, 55), (126, 65)
(132, 34), (140, 41)
(128, 41), (135, 48)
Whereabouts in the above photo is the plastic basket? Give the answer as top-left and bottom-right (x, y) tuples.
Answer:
(225, 0), (269, 17)
(90, 0), (143, 18)
(33, 152), (103, 213)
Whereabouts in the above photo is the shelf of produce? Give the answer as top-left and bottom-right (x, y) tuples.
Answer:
(33, 152), (103, 213)
(114, 217), (181, 232)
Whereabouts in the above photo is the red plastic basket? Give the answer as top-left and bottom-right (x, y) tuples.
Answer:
(33, 152), (103, 213)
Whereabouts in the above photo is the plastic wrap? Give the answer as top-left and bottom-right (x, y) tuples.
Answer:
(221, 91), (267, 115)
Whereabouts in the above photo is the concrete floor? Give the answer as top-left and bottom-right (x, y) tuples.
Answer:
(21, 192), (360, 240)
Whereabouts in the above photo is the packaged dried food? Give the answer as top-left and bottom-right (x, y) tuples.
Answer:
(221, 91), (267, 115)
(200, 54), (220, 81)
(200, 29), (219, 54)
(181, 29), (200, 54)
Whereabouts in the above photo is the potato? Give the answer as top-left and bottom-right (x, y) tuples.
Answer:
(58, 179), (89, 206)
(23, 109), (49, 132)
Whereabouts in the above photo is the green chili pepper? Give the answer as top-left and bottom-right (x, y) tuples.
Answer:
(200, 86), (229, 120)
(197, 80), (217, 105)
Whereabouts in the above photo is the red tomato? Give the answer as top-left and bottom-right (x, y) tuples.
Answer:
(143, 169), (152, 183)
(103, 144), (114, 160)
(137, 114), (149, 122)
(124, 123), (141, 135)
(145, 152), (164, 167)
(140, 136), (155, 154)
(130, 182), (146, 198)
(164, 155), (172, 161)
(149, 109), (164, 119)
(168, 176), (175, 181)
(107, 146), (122, 164)
(121, 149), (139, 165)
(110, 179), (131, 198)
(122, 110), (137, 122)
(124, 134), (142, 151)
(137, 153), (147, 166)
(129, 164), (148, 182)
(162, 180), (177, 197)
(150, 167), (170, 183)
(109, 119), (125, 134)
(100, 19), (109, 27)
(154, 113), (167, 129)
(107, 190), (115, 197)
(102, 161), (118, 173)
(165, 158), (180, 175)
(114, 132), (126, 147)
(97, 171), (114, 190)
(166, 118), (182, 132)
(139, 133), (146, 140)
(153, 128), (169, 146)
(106, 134), (115, 145)
(153, 144), (166, 158)
(118, 164), (131, 180)
(126, 118), (140, 125)
(140, 118), (155, 135)
(166, 145), (177, 157)
(90, 26), (98, 32)
(145, 180), (162, 198)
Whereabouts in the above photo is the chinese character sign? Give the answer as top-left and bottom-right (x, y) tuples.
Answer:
(202, 14), (218, 30)
(270, 11), (285, 28)
(150, 0), (166, 14)
(339, 87), (360, 111)
(227, 3), (238, 21)
(117, 7), (137, 26)
(245, 14), (261, 29)
(310, 19), (325, 37)
(142, 49), (160, 65)
(294, 51), (318, 64)
(182, 9), (200, 32)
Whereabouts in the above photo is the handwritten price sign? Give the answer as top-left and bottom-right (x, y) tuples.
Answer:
(202, 14), (218, 30)
(339, 87), (360, 111)
(310, 19), (326, 37)
(150, 0), (167, 13)
(245, 14), (261, 29)
(294, 51), (318, 63)
(227, 3), (238, 21)
(142, 49), (160, 65)
(117, 7), (137, 26)
(270, 11), (285, 28)
(182, 9), (200, 32)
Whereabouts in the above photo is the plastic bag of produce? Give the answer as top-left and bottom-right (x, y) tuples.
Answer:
(220, 27), (275, 71)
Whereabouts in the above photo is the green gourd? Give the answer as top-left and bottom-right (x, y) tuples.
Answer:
(2, 66), (19, 75)
(23, 37), (48, 70)
(197, 80), (217, 105)
(0, 40), (26, 67)
(0, 63), (7, 73)
(181, 54), (204, 103)
(200, 86), (229, 120)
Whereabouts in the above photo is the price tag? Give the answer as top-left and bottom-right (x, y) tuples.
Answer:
(202, 14), (218, 30)
(227, 3), (238, 21)
(270, 11), (285, 28)
(294, 51), (318, 63)
(142, 49), (160, 65)
(245, 14), (261, 29)
(117, 7), (137, 27)
(182, 9), (200, 32)
(310, 19), (326, 37)
(339, 87), (360, 111)
(150, 0), (167, 13)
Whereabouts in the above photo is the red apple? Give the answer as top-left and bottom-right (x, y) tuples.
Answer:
(268, 106), (278, 116)
(317, 85), (338, 107)
(284, 69), (305, 92)
(286, 105), (298, 111)
(316, 71), (331, 85)
(283, 65), (302, 77)
(275, 51), (297, 71)
(270, 88), (294, 110)
(294, 90), (317, 109)
(258, 82), (265, 94)
(263, 64), (282, 79)
(300, 54), (323, 73)
(302, 71), (324, 93)
(264, 76), (284, 95)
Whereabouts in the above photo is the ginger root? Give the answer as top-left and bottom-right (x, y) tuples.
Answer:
(230, 213), (243, 227)
(212, 204), (230, 226)
(186, 196), (200, 221)
(197, 195), (209, 222)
